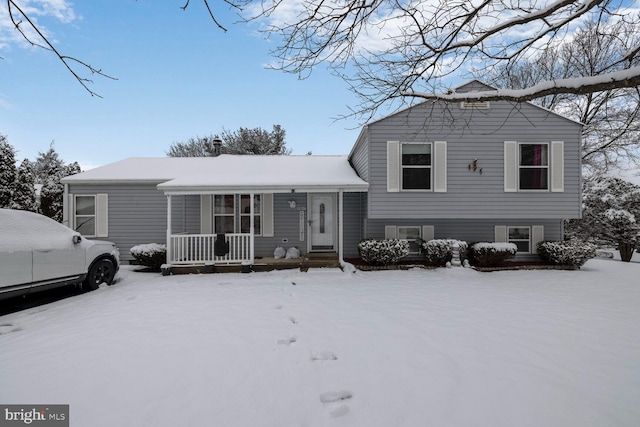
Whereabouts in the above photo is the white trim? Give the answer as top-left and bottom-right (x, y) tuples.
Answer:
(460, 100), (490, 109)
(67, 192), (74, 230)
(518, 142), (550, 191)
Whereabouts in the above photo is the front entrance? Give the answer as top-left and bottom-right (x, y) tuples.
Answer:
(309, 193), (336, 251)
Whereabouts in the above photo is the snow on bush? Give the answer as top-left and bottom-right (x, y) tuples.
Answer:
(421, 239), (468, 266)
(470, 242), (517, 267)
(130, 243), (167, 271)
(358, 239), (410, 265)
(537, 240), (597, 268)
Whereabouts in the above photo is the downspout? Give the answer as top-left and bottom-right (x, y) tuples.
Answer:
(63, 183), (69, 228)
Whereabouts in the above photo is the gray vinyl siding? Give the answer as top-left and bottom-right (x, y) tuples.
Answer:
(350, 128), (370, 181)
(365, 99), (582, 219)
(254, 193), (308, 257)
(342, 192), (367, 257)
(68, 183), (168, 262)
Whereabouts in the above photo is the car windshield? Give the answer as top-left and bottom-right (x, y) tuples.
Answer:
(0, 209), (76, 252)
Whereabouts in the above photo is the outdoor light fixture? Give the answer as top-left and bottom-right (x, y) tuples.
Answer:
(288, 200), (297, 208)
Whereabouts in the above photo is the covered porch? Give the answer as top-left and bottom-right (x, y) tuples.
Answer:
(158, 155), (368, 269)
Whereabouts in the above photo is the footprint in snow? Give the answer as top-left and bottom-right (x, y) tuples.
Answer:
(319, 390), (352, 418)
(311, 351), (337, 361)
(0, 323), (21, 335)
(288, 316), (298, 324)
(274, 304), (283, 310)
(277, 336), (297, 346)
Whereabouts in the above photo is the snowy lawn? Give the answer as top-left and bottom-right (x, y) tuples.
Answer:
(1, 257), (639, 427)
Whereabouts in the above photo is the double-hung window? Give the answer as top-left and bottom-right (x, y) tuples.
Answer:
(508, 226), (531, 253)
(75, 195), (96, 236)
(397, 226), (422, 253)
(519, 144), (549, 190)
(213, 195), (235, 234)
(240, 194), (261, 234)
(401, 143), (432, 190)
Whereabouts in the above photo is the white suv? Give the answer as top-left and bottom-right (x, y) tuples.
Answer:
(0, 209), (120, 300)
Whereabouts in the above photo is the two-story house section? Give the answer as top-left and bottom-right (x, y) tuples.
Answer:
(348, 80), (583, 257)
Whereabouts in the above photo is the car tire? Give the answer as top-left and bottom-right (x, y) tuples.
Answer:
(83, 259), (115, 291)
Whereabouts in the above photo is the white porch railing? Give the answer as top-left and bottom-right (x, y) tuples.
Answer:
(169, 233), (251, 265)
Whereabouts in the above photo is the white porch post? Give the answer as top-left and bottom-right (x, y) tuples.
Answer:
(338, 189), (344, 263)
(166, 195), (172, 265)
(249, 192), (255, 262)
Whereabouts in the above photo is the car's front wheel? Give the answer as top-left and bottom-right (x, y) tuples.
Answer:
(83, 259), (116, 291)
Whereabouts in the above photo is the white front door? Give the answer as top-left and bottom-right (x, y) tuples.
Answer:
(309, 194), (336, 251)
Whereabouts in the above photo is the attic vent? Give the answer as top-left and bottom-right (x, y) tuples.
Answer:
(460, 101), (490, 109)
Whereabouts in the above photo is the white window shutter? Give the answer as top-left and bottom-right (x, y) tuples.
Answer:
(384, 225), (397, 239)
(495, 225), (507, 242)
(262, 193), (274, 237)
(433, 141), (447, 192)
(551, 141), (564, 192)
(387, 141), (400, 192)
(68, 193), (75, 230)
(200, 195), (212, 234)
(504, 141), (518, 192)
(531, 225), (544, 253)
(96, 194), (109, 237)
(421, 225), (434, 242)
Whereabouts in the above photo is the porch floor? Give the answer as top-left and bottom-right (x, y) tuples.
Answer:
(169, 253), (340, 275)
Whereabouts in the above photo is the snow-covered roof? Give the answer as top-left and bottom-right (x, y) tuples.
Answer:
(63, 155), (369, 194)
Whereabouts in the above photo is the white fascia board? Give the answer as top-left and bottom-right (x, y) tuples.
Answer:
(159, 184), (369, 195)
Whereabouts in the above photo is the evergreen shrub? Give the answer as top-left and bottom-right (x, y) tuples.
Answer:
(130, 243), (167, 271)
(537, 240), (597, 268)
(358, 239), (410, 265)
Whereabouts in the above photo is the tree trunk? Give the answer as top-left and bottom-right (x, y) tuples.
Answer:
(618, 242), (635, 262)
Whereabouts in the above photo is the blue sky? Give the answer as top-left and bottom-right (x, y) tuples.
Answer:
(0, 1), (369, 169)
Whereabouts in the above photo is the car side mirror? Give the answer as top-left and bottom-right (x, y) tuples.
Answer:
(73, 235), (82, 244)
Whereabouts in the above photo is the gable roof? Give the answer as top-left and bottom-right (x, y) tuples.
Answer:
(62, 155), (368, 194)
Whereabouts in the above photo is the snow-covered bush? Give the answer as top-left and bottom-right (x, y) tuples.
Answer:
(358, 239), (410, 265)
(537, 240), (597, 268)
(470, 243), (517, 267)
(421, 239), (468, 266)
(566, 177), (640, 262)
(130, 243), (167, 271)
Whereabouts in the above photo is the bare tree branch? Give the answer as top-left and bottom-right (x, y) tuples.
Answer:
(6, 0), (117, 97)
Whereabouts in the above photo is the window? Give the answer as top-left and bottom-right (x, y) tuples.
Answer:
(397, 226), (422, 253)
(401, 143), (432, 190)
(508, 227), (531, 253)
(240, 194), (261, 235)
(75, 195), (96, 236)
(214, 195), (235, 234)
(519, 144), (548, 190)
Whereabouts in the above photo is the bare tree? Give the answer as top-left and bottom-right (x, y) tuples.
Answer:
(251, 0), (640, 119)
(167, 125), (291, 156)
(4, 0), (117, 97)
(6, 0), (640, 114)
(489, 19), (640, 174)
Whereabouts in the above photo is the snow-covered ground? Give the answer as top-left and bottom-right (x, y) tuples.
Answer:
(1, 256), (639, 427)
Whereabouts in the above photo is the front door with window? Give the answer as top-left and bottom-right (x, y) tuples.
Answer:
(309, 194), (335, 251)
